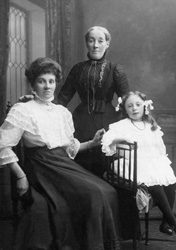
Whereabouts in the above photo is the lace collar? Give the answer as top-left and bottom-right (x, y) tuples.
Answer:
(32, 91), (54, 109)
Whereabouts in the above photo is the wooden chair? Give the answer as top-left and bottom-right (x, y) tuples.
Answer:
(105, 141), (152, 249)
(105, 141), (176, 249)
(6, 101), (25, 225)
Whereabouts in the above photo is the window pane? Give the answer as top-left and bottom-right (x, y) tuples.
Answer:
(7, 6), (27, 105)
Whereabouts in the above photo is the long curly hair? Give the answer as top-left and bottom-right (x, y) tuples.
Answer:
(25, 57), (62, 87)
(120, 91), (158, 131)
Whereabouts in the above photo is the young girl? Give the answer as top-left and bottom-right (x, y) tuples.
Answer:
(102, 91), (176, 235)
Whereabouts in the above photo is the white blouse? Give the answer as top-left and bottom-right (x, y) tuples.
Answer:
(0, 99), (80, 166)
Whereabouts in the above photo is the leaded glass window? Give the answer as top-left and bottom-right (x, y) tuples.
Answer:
(7, 5), (28, 105)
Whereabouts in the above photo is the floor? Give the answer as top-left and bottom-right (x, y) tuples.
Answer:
(1, 208), (176, 250)
(122, 219), (176, 250)
(122, 206), (176, 250)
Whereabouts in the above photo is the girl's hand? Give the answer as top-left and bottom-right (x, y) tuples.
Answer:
(17, 176), (29, 196)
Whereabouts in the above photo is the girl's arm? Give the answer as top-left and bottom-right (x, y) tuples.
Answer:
(101, 127), (133, 156)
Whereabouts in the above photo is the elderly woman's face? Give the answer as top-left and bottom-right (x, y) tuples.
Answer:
(34, 73), (56, 100)
(86, 29), (109, 60)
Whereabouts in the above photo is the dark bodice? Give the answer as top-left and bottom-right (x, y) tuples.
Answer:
(57, 59), (129, 114)
(57, 58), (129, 174)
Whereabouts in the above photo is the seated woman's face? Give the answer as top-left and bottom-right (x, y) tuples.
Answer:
(34, 73), (56, 100)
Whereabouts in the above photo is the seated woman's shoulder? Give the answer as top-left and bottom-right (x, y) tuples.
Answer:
(8, 101), (35, 117)
(55, 104), (71, 113)
(12, 101), (30, 109)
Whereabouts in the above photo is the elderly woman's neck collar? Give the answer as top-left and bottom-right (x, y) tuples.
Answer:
(87, 51), (107, 62)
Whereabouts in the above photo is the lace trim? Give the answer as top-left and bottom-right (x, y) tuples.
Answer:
(98, 60), (107, 88)
(87, 60), (107, 114)
(32, 91), (54, 106)
(66, 139), (80, 159)
(6, 103), (36, 134)
(0, 148), (19, 166)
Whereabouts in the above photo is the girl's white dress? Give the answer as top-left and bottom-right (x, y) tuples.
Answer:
(102, 118), (176, 187)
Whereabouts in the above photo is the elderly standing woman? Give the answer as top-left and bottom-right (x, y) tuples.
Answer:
(0, 57), (123, 250)
(57, 26), (129, 177)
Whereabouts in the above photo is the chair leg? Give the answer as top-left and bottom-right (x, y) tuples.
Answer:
(133, 239), (137, 250)
(11, 174), (20, 227)
(145, 212), (149, 245)
(132, 202), (139, 250)
(132, 225), (137, 250)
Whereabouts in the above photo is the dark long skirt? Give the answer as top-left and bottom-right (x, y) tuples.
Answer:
(12, 146), (122, 250)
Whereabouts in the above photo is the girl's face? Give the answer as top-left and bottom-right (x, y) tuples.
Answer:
(86, 29), (109, 60)
(125, 94), (145, 121)
(34, 73), (56, 100)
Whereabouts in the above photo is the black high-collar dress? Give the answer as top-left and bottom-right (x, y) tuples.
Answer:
(57, 55), (129, 177)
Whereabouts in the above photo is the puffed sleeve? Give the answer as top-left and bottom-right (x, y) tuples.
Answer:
(101, 122), (123, 156)
(0, 103), (36, 166)
(113, 64), (129, 97)
(0, 121), (23, 166)
(65, 138), (80, 159)
(101, 120), (132, 156)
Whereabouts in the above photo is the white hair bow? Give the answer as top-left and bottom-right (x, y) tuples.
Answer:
(115, 97), (122, 111)
(144, 100), (154, 115)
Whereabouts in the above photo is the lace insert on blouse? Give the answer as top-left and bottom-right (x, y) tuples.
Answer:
(0, 100), (80, 166)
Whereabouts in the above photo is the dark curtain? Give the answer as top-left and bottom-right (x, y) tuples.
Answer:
(0, 0), (9, 125)
(46, 0), (73, 93)
(0, 0), (12, 218)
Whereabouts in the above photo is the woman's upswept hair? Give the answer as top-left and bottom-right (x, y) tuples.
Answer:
(85, 26), (111, 44)
(120, 91), (158, 131)
(25, 57), (62, 87)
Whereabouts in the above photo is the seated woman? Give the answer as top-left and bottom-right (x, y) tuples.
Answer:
(102, 91), (176, 236)
(0, 57), (122, 250)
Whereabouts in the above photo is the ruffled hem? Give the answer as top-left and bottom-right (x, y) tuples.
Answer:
(0, 147), (19, 166)
(113, 155), (176, 187)
(140, 179), (176, 187)
(0, 153), (19, 166)
(66, 139), (80, 159)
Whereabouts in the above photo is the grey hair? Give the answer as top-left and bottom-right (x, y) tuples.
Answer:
(85, 26), (111, 44)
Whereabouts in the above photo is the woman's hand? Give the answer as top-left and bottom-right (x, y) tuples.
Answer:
(92, 128), (106, 146)
(79, 128), (106, 152)
(19, 94), (34, 102)
(17, 176), (29, 196)
(8, 162), (29, 196)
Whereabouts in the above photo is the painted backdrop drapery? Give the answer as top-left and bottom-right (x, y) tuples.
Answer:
(46, 0), (72, 85)
(0, 0), (9, 126)
(0, 0), (11, 219)
(45, 0), (82, 111)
